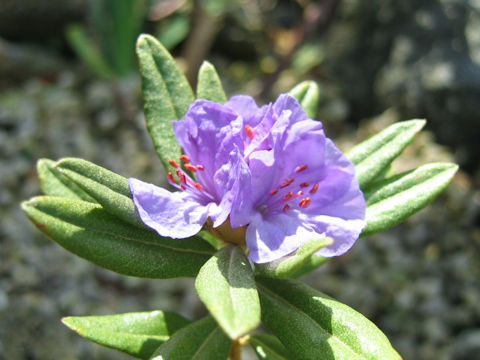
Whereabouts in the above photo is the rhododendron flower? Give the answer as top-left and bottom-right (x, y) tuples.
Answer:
(129, 94), (366, 263)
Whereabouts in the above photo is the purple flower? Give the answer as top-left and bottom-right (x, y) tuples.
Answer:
(129, 94), (366, 263)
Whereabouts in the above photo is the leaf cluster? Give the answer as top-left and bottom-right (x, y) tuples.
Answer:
(21, 34), (457, 359)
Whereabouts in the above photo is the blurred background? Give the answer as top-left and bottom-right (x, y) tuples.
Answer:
(1, 0), (479, 359)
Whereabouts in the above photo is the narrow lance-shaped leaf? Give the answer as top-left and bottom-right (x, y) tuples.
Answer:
(37, 158), (95, 202)
(256, 277), (401, 360)
(54, 157), (144, 228)
(136, 34), (195, 170)
(62, 310), (191, 360)
(255, 237), (332, 279)
(346, 119), (425, 189)
(288, 255), (330, 279)
(289, 80), (320, 119)
(22, 196), (215, 278)
(150, 316), (231, 360)
(196, 61), (227, 103)
(249, 334), (292, 360)
(363, 162), (458, 236)
(195, 246), (261, 339)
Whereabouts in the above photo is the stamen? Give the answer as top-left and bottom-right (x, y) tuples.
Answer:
(270, 189), (278, 196)
(180, 155), (190, 163)
(167, 172), (176, 184)
(300, 182), (310, 188)
(310, 183), (319, 194)
(245, 125), (254, 139)
(284, 191), (294, 200)
(280, 178), (295, 188)
(299, 197), (311, 208)
(195, 183), (205, 190)
(283, 204), (290, 212)
(296, 164), (308, 173)
(176, 169), (187, 185)
(180, 184), (187, 190)
(169, 159), (179, 168)
(196, 165), (204, 171)
(184, 163), (198, 172)
(296, 190), (304, 196)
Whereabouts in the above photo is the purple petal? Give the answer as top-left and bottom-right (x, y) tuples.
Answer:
(212, 146), (253, 227)
(128, 178), (213, 238)
(173, 100), (244, 197)
(246, 213), (321, 263)
(300, 213), (365, 257)
(273, 94), (309, 124)
(225, 95), (266, 127)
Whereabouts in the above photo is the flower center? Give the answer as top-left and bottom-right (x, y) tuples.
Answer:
(260, 163), (318, 214)
(206, 218), (247, 246)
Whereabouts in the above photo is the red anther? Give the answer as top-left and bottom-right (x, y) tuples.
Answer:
(296, 164), (308, 173)
(300, 182), (310, 188)
(299, 197), (311, 208)
(270, 189), (278, 196)
(284, 191), (294, 200)
(245, 125), (255, 139)
(168, 159), (179, 168)
(167, 172), (176, 184)
(280, 178), (295, 188)
(184, 163), (198, 172)
(176, 169), (187, 184)
(180, 155), (191, 163)
(180, 184), (187, 190)
(283, 204), (290, 212)
(196, 165), (204, 171)
(296, 190), (304, 197)
(310, 183), (319, 194)
(195, 183), (205, 190)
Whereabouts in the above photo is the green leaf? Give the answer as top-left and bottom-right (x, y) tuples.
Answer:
(249, 334), (291, 360)
(195, 245), (260, 339)
(196, 61), (227, 103)
(255, 237), (332, 279)
(65, 24), (113, 79)
(288, 255), (330, 279)
(21, 196), (215, 278)
(37, 158), (95, 202)
(54, 157), (143, 228)
(289, 81), (320, 119)
(136, 34), (195, 170)
(62, 310), (190, 359)
(150, 316), (231, 360)
(256, 278), (401, 360)
(346, 119), (425, 188)
(362, 162), (458, 236)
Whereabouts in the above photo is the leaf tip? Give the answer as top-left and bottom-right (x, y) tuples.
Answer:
(200, 60), (214, 70)
(20, 200), (32, 212)
(61, 317), (78, 332)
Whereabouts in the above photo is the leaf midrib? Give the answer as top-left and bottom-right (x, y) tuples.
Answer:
(257, 283), (366, 360)
(28, 204), (214, 256)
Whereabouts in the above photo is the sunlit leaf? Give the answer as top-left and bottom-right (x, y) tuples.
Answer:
(22, 196), (215, 278)
(62, 310), (190, 359)
(195, 246), (260, 339)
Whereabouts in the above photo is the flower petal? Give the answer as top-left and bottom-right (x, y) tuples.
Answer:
(300, 213), (365, 257)
(225, 95), (267, 127)
(212, 146), (253, 227)
(173, 100), (244, 197)
(128, 178), (213, 238)
(246, 213), (321, 263)
(273, 93), (309, 124)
